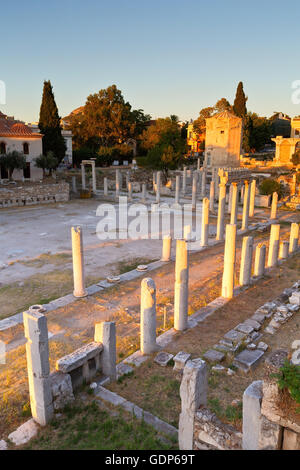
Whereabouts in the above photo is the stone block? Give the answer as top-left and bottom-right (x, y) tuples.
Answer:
(235, 323), (254, 335)
(203, 349), (225, 364)
(154, 351), (174, 367)
(257, 342), (268, 352)
(223, 329), (246, 346)
(50, 371), (75, 411)
(116, 363), (134, 379)
(234, 349), (264, 373)
(282, 428), (300, 450)
(244, 319), (261, 331)
(56, 342), (103, 373)
(8, 419), (39, 446)
(289, 292), (300, 305)
(173, 351), (191, 371)
(258, 415), (283, 450)
(251, 312), (266, 324)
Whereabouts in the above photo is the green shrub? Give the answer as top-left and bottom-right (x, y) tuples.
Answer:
(274, 360), (300, 409)
(259, 178), (282, 197)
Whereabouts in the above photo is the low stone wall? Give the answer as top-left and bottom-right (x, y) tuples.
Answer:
(0, 182), (70, 209)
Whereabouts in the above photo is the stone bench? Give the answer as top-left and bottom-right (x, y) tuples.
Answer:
(56, 342), (103, 389)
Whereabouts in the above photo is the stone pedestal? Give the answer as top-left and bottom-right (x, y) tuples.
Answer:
(279, 240), (289, 260)
(161, 234), (172, 261)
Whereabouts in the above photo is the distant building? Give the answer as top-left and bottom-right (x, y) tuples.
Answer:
(0, 112), (43, 180)
(187, 121), (205, 154)
(28, 122), (73, 165)
(272, 117), (300, 165)
(203, 111), (242, 168)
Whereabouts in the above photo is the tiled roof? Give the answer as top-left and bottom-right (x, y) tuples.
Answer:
(0, 112), (42, 138)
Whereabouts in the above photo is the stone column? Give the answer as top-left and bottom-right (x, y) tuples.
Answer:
(178, 359), (208, 450)
(192, 172), (197, 210)
(103, 177), (108, 196)
(270, 192), (278, 220)
(267, 224), (280, 267)
(221, 224), (237, 299)
(141, 183), (146, 203)
(254, 243), (266, 277)
(71, 226), (87, 298)
(201, 197), (209, 247)
(216, 182), (226, 241)
(161, 234), (172, 261)
(175, 175), (180, 205)
(174, 239), (189, 331)
(289, 222), (299, 253)
(140, 278), (158, 354)
(81, 163), (86, 190)
(127, 181), (132, 201)
(279, 240), (289, 260)
(23, 311), (53, 426)
(241, 180), (250, 231)
(182, 166), (187, 195)
(115, 169), (120, 199)
(242, 381), (263, 450)
(201, 169), (206, 197)
(239, 236), (254, 286)
(230, 183), (238, 225)
(197, 158), (200, 170)
(227, 183), (233, 214)
(72, 176), (77, 193)
(152, 172), (156, 191)
(91, 162), (96, 192)
(156, 171), (161, 204)
(249, 179), (256, 218)
(94, 322), (116, 382)
(209, 180), (215, 212)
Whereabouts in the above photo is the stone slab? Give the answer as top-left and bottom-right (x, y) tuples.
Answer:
(234, 349), (265, 372)
(154, 351), (174, 367)
(243, 319), (261, 331)
(56, 342), (103, 373)
(251, 313), (266, 324)
(116, 363), (134, 379)
(173, 351), (191, 371)
(265, 349), (288, 369)
(235, 323), (254, 335)
(203, 349), (225, 364)
(223, 329), (246, 346)
(8, 419), (39, 446)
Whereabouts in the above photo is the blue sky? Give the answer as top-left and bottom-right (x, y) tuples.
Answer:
(1, 0), (300, 122)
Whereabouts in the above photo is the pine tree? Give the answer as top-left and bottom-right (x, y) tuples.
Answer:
(38, 80), (66, 163)
(233, 82), (247, 118)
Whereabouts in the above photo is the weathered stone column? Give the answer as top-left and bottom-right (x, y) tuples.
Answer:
(161, 234), (172, 261)
(270, 191), (278, 220)
(91, 161), (97, 192)
(216, 181), (227, 241)
(249, 179), (256, 218)
(227, 183), (233, 214)
(267, 224), (280, 267)
(140, 278), (158, 354)
(81, 163), (86, 190)
(192, 172), (197, 210)
(209, 180), (215, 212)
(23, 311), (54, 426)
(115, 169), (120, 199)
(200, 168), (205, 197)
(201, 197), (209, 247)
(156, 171), (161, 204)
(94, 322), (116, 382)
(197, 158), (200, 170)
(239, 236), (254, 286)
(254, 243), (266, 277)
(141, 183), (146, 203)
(103, 177), (108, 196)
(230, 182), (238, 225)
(175, 175), (180, 205)
(241, 180), (250, 231)
(174, 239), (189, 331)
(279, 240), (289, 260)
(242, 381), (263, 450)
(71, 226), (87, 298)
(127, 181), (132, 201)
(182, 166), (187, 195)
(178, 358), (207, 450)
(72, 176), (77, 193)
(289, 222), (299, 253)
(152, 172), (156, 191)
(221, 224), (237, 299)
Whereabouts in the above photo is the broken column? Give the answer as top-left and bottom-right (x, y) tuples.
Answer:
(239, 236), (254, 286)
(174, 239), (189, 331)
(192, 172), (197, 210)
(249, 179), (256, 218)
(270, 192), (278, 220)
(221, 224), (237, 299)
(141, 183), (146, 203)
(209, 180), (215, 212)
(115, 169), (120, 199)
(179, 358), (208, 450)
(254, 243), (266, 277)
(127, 181), (132, 201)
(94, 321), (116, 382)
(140, 278), (158, 354)
(103, 177), (108, 196)
(230, 182), (238, 225)
(71, 226), (87, 298)
(91, 160), (97, 192)
(241, 180), (250, 231)
(81, 163), (86, 190)
(23, 311), (54, 426)
(182, 166), (187, 195)
(289, 222), (299, 253)
(175, 175), (180, 206)
(279, 240), (289, 260)
(201, 197), (209, 247)
(242, 380), (263, 450)
(161, 234), (172, 261)
(216, 174), (227, 241)
(156, 171), (161, 204)
(267, 224), (280, 267)
(201, 168), (206, 197)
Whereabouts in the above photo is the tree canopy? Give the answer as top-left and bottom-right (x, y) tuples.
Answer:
(233, 81), (247, 118)
(0, 151), (26, 180)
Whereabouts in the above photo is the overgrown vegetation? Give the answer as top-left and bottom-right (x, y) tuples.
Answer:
(274, 360), (300, 410)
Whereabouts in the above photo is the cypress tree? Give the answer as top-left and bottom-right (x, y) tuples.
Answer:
(233, 81), (247, 118)
(38, 80), (66, 163)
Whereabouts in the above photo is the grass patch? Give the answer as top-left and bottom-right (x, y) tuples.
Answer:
(116, 257), (157, 275)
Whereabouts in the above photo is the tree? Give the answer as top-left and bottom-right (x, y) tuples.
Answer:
(215, 98), (232, 113)
(140, 117), (181, 151)
(292, 149), (300, 166)
(35, 151), (59, 177)
(244, 113), (272, 152)
(193, 107), (215, 136)
(0, 151), (26, 180)
(233, 82), (247, 118)
(38, 80), (66, 163)
(259, 178), (282, 197)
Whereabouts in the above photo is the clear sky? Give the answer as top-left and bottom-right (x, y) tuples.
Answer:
(1, 0), (300, 123)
